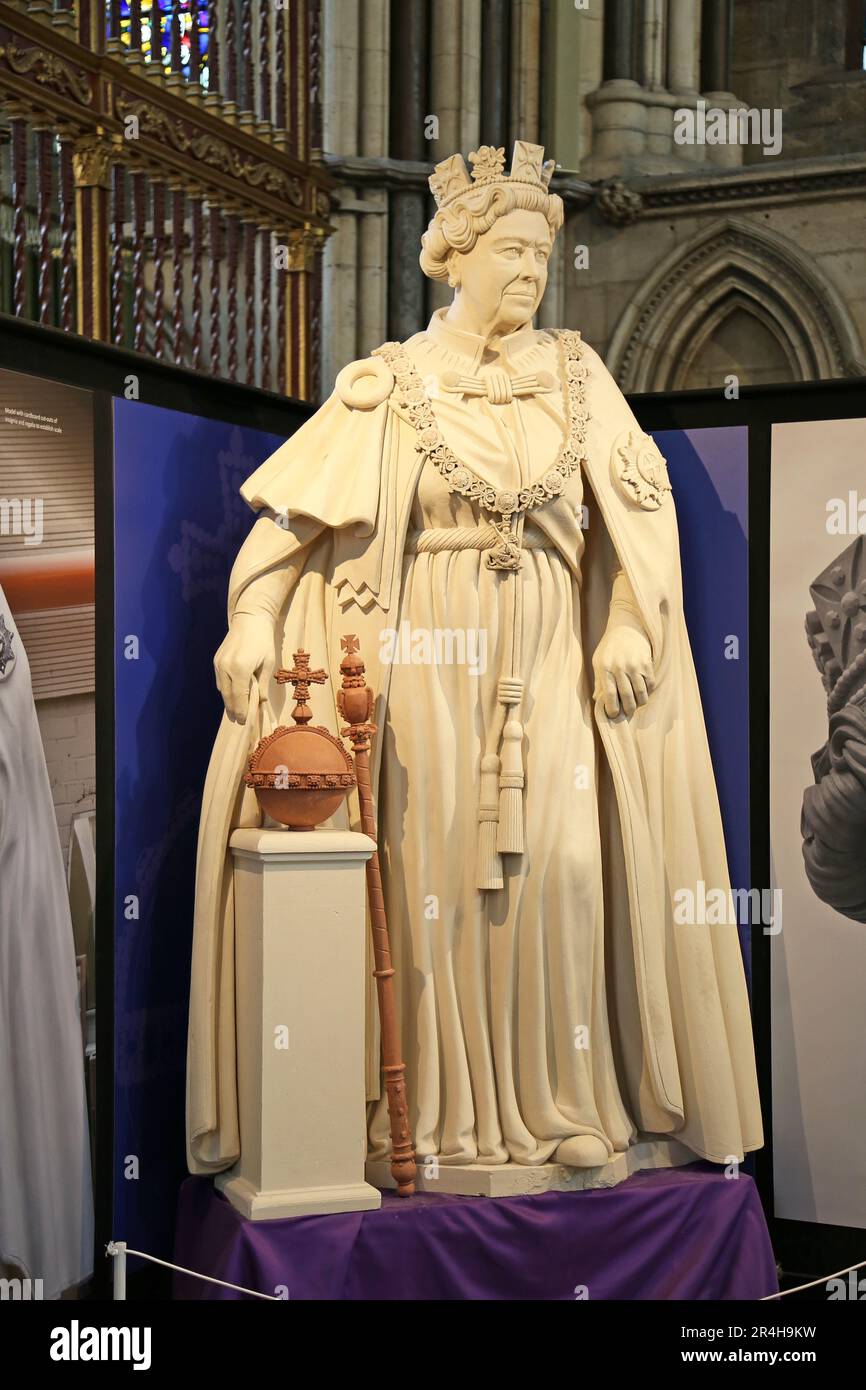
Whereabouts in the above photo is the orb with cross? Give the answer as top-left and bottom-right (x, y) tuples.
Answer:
(244, 649), (356, 829)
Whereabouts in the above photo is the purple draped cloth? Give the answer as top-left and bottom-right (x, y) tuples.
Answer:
(173, 1162), (777, 1301)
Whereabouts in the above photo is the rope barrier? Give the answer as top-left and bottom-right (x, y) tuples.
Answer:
(106, 1242), (281, 1301)
(760, 1256), (866, 1300)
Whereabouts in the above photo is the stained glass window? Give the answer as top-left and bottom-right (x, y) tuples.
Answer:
(111, 3), (210, 88)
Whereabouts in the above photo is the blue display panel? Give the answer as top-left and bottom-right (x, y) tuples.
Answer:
(113, 402), (286, 1258)
(658, 426), (751, 968)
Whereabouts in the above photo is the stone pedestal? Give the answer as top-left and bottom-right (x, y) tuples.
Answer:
(216, 828), (381, 1220)
(366, 1136), (697, 1197)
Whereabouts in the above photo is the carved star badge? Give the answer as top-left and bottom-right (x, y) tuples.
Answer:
(611, 429), (672, 511)
(0, 613), (16, 679)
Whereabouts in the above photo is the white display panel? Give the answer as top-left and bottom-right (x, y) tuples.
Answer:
(770, 417), (866, 1229)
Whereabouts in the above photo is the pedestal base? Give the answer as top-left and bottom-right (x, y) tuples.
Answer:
(223, 828), (378, 1222)
(216, 1172), (381, 1220)
(365, 1136), (696, 1197)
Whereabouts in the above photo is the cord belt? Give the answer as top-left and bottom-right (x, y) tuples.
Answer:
(405, 524), (554, 554)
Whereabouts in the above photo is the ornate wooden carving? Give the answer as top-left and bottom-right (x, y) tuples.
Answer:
(226, 210), (239, 380)
(189, 3), (201, 86)
(225, 0), (237, 105)
(172, 185), (185, 364)
(259, 0), (271, 125)
(244, 217), (256, 383)
(35, 126), (51, 324)
(131, 171), (146, 352)
(260, 226), (272, 391)
(111, 161), (126, 345)
(0, 2), (333, 395)
(59, 138), (74, 332)
(170, 1), (183, 76)
(208, 203), (222, 375)
(275, 3), (286, 133)
(191, 196), (203, 370)
(207, 0), (218, 94)
(277, 231), (287, 395)
(11, 117), (27, 317)
(130, 0), (142, 52)
(1, 38), (92, 107)
(152, 180), (166, 359)
(242, 0), (253, 115)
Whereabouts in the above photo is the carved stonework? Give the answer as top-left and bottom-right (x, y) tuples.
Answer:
(607, 219), (863, 391)
(803, 537), (866, 923)
(595, 177), (643, 227)
(640, 156), (866, 215)
(611, 429), (672, 511)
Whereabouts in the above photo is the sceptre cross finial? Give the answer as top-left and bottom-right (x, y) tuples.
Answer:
(276, 649), (328, 726)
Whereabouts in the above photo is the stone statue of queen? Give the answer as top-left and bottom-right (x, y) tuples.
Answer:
(186, 142), (763, 1180)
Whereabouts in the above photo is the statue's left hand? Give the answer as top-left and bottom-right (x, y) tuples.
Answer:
(592, 625), (655, 719)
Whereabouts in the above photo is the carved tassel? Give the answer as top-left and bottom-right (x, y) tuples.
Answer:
(496, 717), (525, 854)
(476, 753), (503, 890)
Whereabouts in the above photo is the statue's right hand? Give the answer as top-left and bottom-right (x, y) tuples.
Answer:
(214, 613), (276, 724)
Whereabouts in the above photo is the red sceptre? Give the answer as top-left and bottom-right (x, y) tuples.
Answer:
(337, 634), (416, 1197)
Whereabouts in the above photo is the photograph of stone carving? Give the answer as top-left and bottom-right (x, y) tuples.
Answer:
(802, 535), (866, 923)
(185, 142), (763, 1202)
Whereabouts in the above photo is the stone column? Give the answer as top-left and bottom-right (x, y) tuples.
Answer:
(431, 0), (465, 157)
(358, 0), (390, 355)
(542, 0), (587, 171)
(423, 0), (484, 152)
(642, 0), (675, 159)
(216, 828), (381, 1220)
(510, 0), (542, 146)
(603, 0), (640, 82)
(700, 0), (733, 94)
(586, 0), (648, 173)
(700, 0), (743, 169)
(427, 0), (483, 314)
(388, 0), (429, 340)
(481, 0), (511, 148)
(642, 0), (666, 89)
(322, 0), (361, 384)
(460, 0), (482, 152)
(668, 0), (701, 93)
(667, 0), (703, 165)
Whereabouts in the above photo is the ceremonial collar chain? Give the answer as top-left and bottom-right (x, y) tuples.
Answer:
(373, 329), (588, 571)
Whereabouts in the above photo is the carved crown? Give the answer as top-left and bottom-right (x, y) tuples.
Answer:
(429, 141), (556, 210)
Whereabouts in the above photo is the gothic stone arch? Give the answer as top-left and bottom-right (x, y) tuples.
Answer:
(606, 218), (866, 392)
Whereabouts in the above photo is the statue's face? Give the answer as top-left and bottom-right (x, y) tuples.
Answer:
(449, 209), (553, 335)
